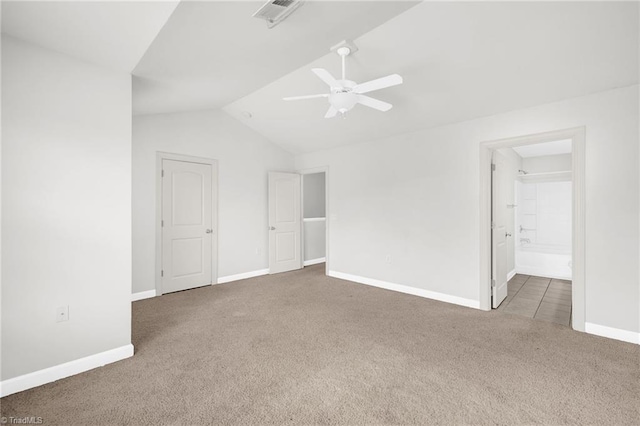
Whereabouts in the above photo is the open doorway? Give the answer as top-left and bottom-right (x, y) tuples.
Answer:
(300, 167), (329, 274)
(479, 128), (585, 331)
(302, 171), (327, 268)
(267, 167), (329, 275)
(494, 140), (573, 326)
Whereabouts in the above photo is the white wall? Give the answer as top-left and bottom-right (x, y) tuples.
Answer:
(295, 85), (639, 335)
(303, 173), (326, 219)
(1, 36), (132, 380)
(133, 109), (293, 293)
(523, 153), (572, 174)
(304, 221), (326, 262)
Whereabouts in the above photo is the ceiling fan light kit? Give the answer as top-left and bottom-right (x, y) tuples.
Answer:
(283, 40), (403, 118)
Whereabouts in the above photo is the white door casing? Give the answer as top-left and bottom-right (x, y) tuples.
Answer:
(268, 172), (302, 274)
(162, 159), (214, 293)
(492, 151), (509, 308)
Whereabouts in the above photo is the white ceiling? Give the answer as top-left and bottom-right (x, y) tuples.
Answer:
(224, 1), (639, 154)
(513, 140), (573, 158)
(132, 1), (419, 115)
(2, 1), (637, 156)
(1, 1), (179, 73)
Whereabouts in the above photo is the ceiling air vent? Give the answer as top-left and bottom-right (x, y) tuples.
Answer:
(252, 0), (304, 29)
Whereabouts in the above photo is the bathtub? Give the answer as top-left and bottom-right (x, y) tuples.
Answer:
(515, 243), (572, 280)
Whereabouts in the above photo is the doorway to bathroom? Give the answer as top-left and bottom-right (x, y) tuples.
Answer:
(479, 128), (585, 331)
(497, 140), (573, 326)
(300, 167), (328, 272)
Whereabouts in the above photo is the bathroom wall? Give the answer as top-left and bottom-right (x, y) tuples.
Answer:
(522, 153), (571, 174)
(517, 152), (572, 247)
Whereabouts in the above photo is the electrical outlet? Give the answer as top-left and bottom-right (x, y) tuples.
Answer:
(56, 306), (69, 322)
(385, 255), (392, 264)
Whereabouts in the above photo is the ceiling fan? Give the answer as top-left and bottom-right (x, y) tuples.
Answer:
(283, 42), (403, 118)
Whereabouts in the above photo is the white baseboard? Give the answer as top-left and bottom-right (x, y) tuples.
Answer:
(507, 269), (516, 281)
(515, 267), (571, 281)
(304, 257), (326, 266)
(132, 289), (156, 301)
(0, 344), (134, 397)
(217, 268), (269, 284)
(585, 322), (640, 345)
(328, 270), (480, 309)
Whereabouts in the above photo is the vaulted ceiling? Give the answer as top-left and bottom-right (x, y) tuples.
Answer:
(131, 1), (419, 115)
(223, 1), (639, 153)
(1, 1), (179, 73)
(2, 1), (638, 155)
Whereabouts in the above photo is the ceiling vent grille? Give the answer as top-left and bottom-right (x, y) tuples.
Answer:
(253, 0), (304, 29)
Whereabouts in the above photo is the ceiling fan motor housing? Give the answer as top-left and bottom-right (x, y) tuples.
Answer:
(329, 80), (357, 112)
(329, 92), (358, 113)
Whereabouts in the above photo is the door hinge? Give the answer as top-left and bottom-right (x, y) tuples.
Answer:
(491, 221), (496, 230)
(491, 279), (496, 288)
(161, 170), (164, 177)
(161, 270), (164, 277)
(161, 220), (164, 227)
(491, 163), (496, 171)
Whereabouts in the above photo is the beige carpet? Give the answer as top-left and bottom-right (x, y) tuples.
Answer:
(2, 264), (639, 425)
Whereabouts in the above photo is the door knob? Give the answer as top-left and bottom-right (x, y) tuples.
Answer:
(206, 229), (213, 234)
(269, 226), (276, 231)
(506, 233), (512, 237)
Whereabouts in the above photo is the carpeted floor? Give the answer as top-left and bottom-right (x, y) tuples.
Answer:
(2, 264), (639, 425)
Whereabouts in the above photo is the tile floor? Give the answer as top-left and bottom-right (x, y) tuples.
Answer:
(497, 274), (572, 327)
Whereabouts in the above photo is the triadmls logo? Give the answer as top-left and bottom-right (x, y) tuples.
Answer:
(1, 417), (44, 425)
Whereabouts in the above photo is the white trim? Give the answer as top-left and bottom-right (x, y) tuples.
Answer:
(132, 289), (156, 302)
(507, 269), (516, 281)
(585, 323), (640, 345)
(217, 269), (269, 284)
(514, 267), (571, 281)
(329, 270), (480, 309)
(155, 152), (218, 296)
(304, 257), (326, 266)
(0, 344), (134, 398)
(479, 127), (586, 332)
(303, 217), (326, 222)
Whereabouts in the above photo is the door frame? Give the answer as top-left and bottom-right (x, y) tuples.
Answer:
(479, 127), (586, 331)
(155, 152), (219, 296)
(298, 166), (330, 275)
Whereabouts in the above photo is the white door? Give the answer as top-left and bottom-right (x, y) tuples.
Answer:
(268, 172), (302, 274)
(162, 159), (214, 294)
(492, 151), (508, 307)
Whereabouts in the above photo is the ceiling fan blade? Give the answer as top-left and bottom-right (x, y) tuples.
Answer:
(357, 95), (392, 112)
(312, 68), (339, 88)
(353, 74), (403, 94)
(324, 106), (338, 118)
(283, 94), (329, 101)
